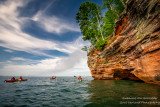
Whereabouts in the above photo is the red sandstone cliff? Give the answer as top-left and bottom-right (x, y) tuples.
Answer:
(88, 0), (160, 85)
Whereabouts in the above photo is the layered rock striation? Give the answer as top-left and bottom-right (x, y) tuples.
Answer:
(88, 0), (160, 85)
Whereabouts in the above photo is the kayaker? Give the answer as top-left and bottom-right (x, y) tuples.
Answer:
(78, 76), (82, 82)
(19, 76), (23, 80)
(11, 77), (15, 81)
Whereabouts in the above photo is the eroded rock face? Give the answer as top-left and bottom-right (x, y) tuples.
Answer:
(88, 0), (160, 85)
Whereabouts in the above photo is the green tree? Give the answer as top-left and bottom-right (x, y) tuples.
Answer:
(102, 0), (126, 37)
(76, 1), (105, 46)
(103, 0), (126, 17)
(76, 0), (127, 51)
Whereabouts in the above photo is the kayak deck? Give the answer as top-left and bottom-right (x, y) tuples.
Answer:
(5, 79), (28, 82)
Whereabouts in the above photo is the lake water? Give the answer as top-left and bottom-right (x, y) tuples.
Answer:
(0, 76), (160, 107)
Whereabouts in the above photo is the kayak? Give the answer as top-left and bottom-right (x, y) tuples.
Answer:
(5, 80), (18, 82)
(5, 79), (28, 82)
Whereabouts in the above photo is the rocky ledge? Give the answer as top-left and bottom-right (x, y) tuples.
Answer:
(88, 0), (160, 85)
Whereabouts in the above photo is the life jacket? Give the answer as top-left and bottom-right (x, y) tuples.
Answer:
(11, 77), (15, 80)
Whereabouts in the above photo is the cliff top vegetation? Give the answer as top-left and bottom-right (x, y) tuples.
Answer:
(76, 0), (127, 52)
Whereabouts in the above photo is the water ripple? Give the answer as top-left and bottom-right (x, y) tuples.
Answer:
(0, 77), (160, 107)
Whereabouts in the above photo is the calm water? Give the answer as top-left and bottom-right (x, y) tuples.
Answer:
(0, 76), (160, 107)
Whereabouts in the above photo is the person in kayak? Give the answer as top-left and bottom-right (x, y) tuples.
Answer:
(11, 77), (15, 81)
(19, 76), (23, 80)
(78, 76), (82, 82)
(51, 76), (57, 79)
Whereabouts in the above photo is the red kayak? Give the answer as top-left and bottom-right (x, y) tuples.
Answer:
(5, 79), (28, 82)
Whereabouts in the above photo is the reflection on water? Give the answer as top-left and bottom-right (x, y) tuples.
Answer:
(86, 80), (160, 107)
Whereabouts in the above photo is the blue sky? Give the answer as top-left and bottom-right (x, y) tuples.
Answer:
(0, 0), (102, 76)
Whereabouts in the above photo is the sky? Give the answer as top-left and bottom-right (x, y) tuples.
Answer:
(0, 0), (103, 77)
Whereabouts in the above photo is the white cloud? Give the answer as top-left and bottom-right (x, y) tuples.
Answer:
(0, 50), (90, 76)
(11, 57), (26, 61)
(4, 49), (14, 53)
(31, 0), (80, 34)
(0, 0), (91, 76)
(0, 56), (91, 76)
(0, 0), (79, 56)
(0, 36), (91, 76)
(32, 11), (80, 34)
(0, 26), (71, 56)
